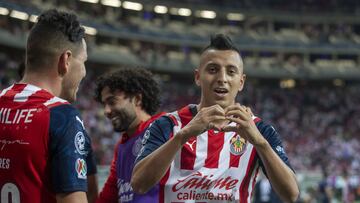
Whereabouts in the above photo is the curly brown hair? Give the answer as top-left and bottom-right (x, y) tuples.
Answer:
(95, 67), (161, 115)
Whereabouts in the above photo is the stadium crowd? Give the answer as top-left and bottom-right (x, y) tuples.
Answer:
(1, 1), (360, 201)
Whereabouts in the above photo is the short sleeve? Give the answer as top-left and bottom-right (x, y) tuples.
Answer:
(49, 104), (94, 193)
(86, 146), (97, 175)
(256, 120), (294, 173)
(135, 116), (174, 164)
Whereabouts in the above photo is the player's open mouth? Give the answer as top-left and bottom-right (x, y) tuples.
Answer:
(213, 87), (228, 97)
(111, 117), (119, 123)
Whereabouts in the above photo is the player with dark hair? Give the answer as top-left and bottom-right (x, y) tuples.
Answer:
(17, 62), (25, 80)
(0, 9), (96, 203)
(131, 34), (299, 203)
(94, 67), (164, 203)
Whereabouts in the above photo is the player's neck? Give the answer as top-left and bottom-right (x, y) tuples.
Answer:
(126, 110), (151, 136)
(20, 72), (61, 97)
(197, 100), (235, 110)
(197, 100), (216, 110)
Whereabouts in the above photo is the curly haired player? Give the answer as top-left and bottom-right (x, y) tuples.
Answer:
(95, 67), (164, 203)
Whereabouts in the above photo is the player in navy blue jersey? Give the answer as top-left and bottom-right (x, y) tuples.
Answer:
(94, 67), (164, 203)
(0, 9), (97, 203)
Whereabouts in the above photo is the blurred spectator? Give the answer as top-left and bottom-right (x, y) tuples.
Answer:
(318, 169), (333, 203)
(253, 173), (283, 203)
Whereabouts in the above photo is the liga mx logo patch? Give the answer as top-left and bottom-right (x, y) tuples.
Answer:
(75, 132), (87, 155)
(230, 134), (247, 156)
(75, 158), (87, 179)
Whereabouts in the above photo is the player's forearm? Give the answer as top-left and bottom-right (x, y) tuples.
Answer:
(254, 139), (299, 203)
(131, 131), (187, 194)
(56, 191), (88, 203)
(87, 174), (99, 203)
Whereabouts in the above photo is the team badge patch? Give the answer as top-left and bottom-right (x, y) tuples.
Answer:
(74, 132), (87, 155)
(230, 134), (247, 156)
(132, 138), (142, 157)
(75, 158), (87, 179)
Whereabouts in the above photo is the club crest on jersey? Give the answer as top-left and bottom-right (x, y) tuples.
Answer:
(75, 158), (87, 179)
(132, 137), (142, 156)
(230, 134), (247, 156)
(74, 132), (87, 155)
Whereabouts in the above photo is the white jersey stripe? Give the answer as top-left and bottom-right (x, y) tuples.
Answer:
(193, 131), (208, 170)
(13, 84), (41, 102)
(0, 84), (14, 98)
(237, 144), (254, 191)
(218, 123), (237, 169)
(171, 111), (183, 170)
(218, 131), (232, 168)
(246, 163), (260, 203)
(43, 96), (68, 106)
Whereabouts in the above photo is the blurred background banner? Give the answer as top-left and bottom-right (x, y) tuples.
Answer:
(0, 0), (359, 202)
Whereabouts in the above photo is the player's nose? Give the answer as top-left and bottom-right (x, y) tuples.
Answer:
(104, 104), (112, 118)
(216, 68), (228, 84)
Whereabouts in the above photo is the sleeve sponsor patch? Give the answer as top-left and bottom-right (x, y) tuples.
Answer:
(74, 132), (87, 155)
(75, 158), (87, 179)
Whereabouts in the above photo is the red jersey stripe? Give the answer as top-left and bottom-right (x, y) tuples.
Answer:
(180, 137), (197, 170)
(1, 84), (27, 101)
(178, 106), (197, 170)
(249, 166), (260, 201)
(167, 114), (179, 126)
(0, 84), (14, 97)
(204, 130), (224, 168)
(239, 148), (257, 203)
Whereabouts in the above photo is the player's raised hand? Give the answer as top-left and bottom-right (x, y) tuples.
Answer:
(182, 104), (227, 137)
(222, 104), (266, 146)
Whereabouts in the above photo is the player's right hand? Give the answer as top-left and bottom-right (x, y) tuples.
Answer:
(180, 104), (227, 141)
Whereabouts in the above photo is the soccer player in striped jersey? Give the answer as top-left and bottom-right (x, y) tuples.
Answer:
(94, 68), (165, 203)
(131, 34), (299, 203)
(0, 9), (97, 203)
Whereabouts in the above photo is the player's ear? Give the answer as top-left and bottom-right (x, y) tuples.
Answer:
(195, 68), (200, 86)
(238, 73), (246, 92)
(134, 93), (142, 107)
(58, 50), (72, 77)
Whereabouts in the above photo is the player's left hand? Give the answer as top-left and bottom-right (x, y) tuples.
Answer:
(222, 103), (266, 147)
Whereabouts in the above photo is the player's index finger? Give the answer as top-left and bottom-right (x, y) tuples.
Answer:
(226, 110), (248, 120)
(224, 104), (240, 113)
(210, 105), (225, 114)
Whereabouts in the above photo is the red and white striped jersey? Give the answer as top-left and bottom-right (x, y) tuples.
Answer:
(0, 83), (96, 203)
(137, 104), (293, 203)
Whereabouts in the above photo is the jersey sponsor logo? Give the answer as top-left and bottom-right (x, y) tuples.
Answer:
(185, 139), (197, 151)
(117, 179), (134, 202)
(142, 129), (151, 145)
(176, 190), (234, 201)
(0, 108), (37, 124)
(76, 116), (85, 130)
(0, 139), (29, 151)
(230, 134), (247, 156)
(171, 171), (238, 201)
(172, 171), (239, 192)
(132, 137), (142, 157)
(74, 132), (87, 155)
(75, 158), (87, 179)
(276, 146), (285, 154)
